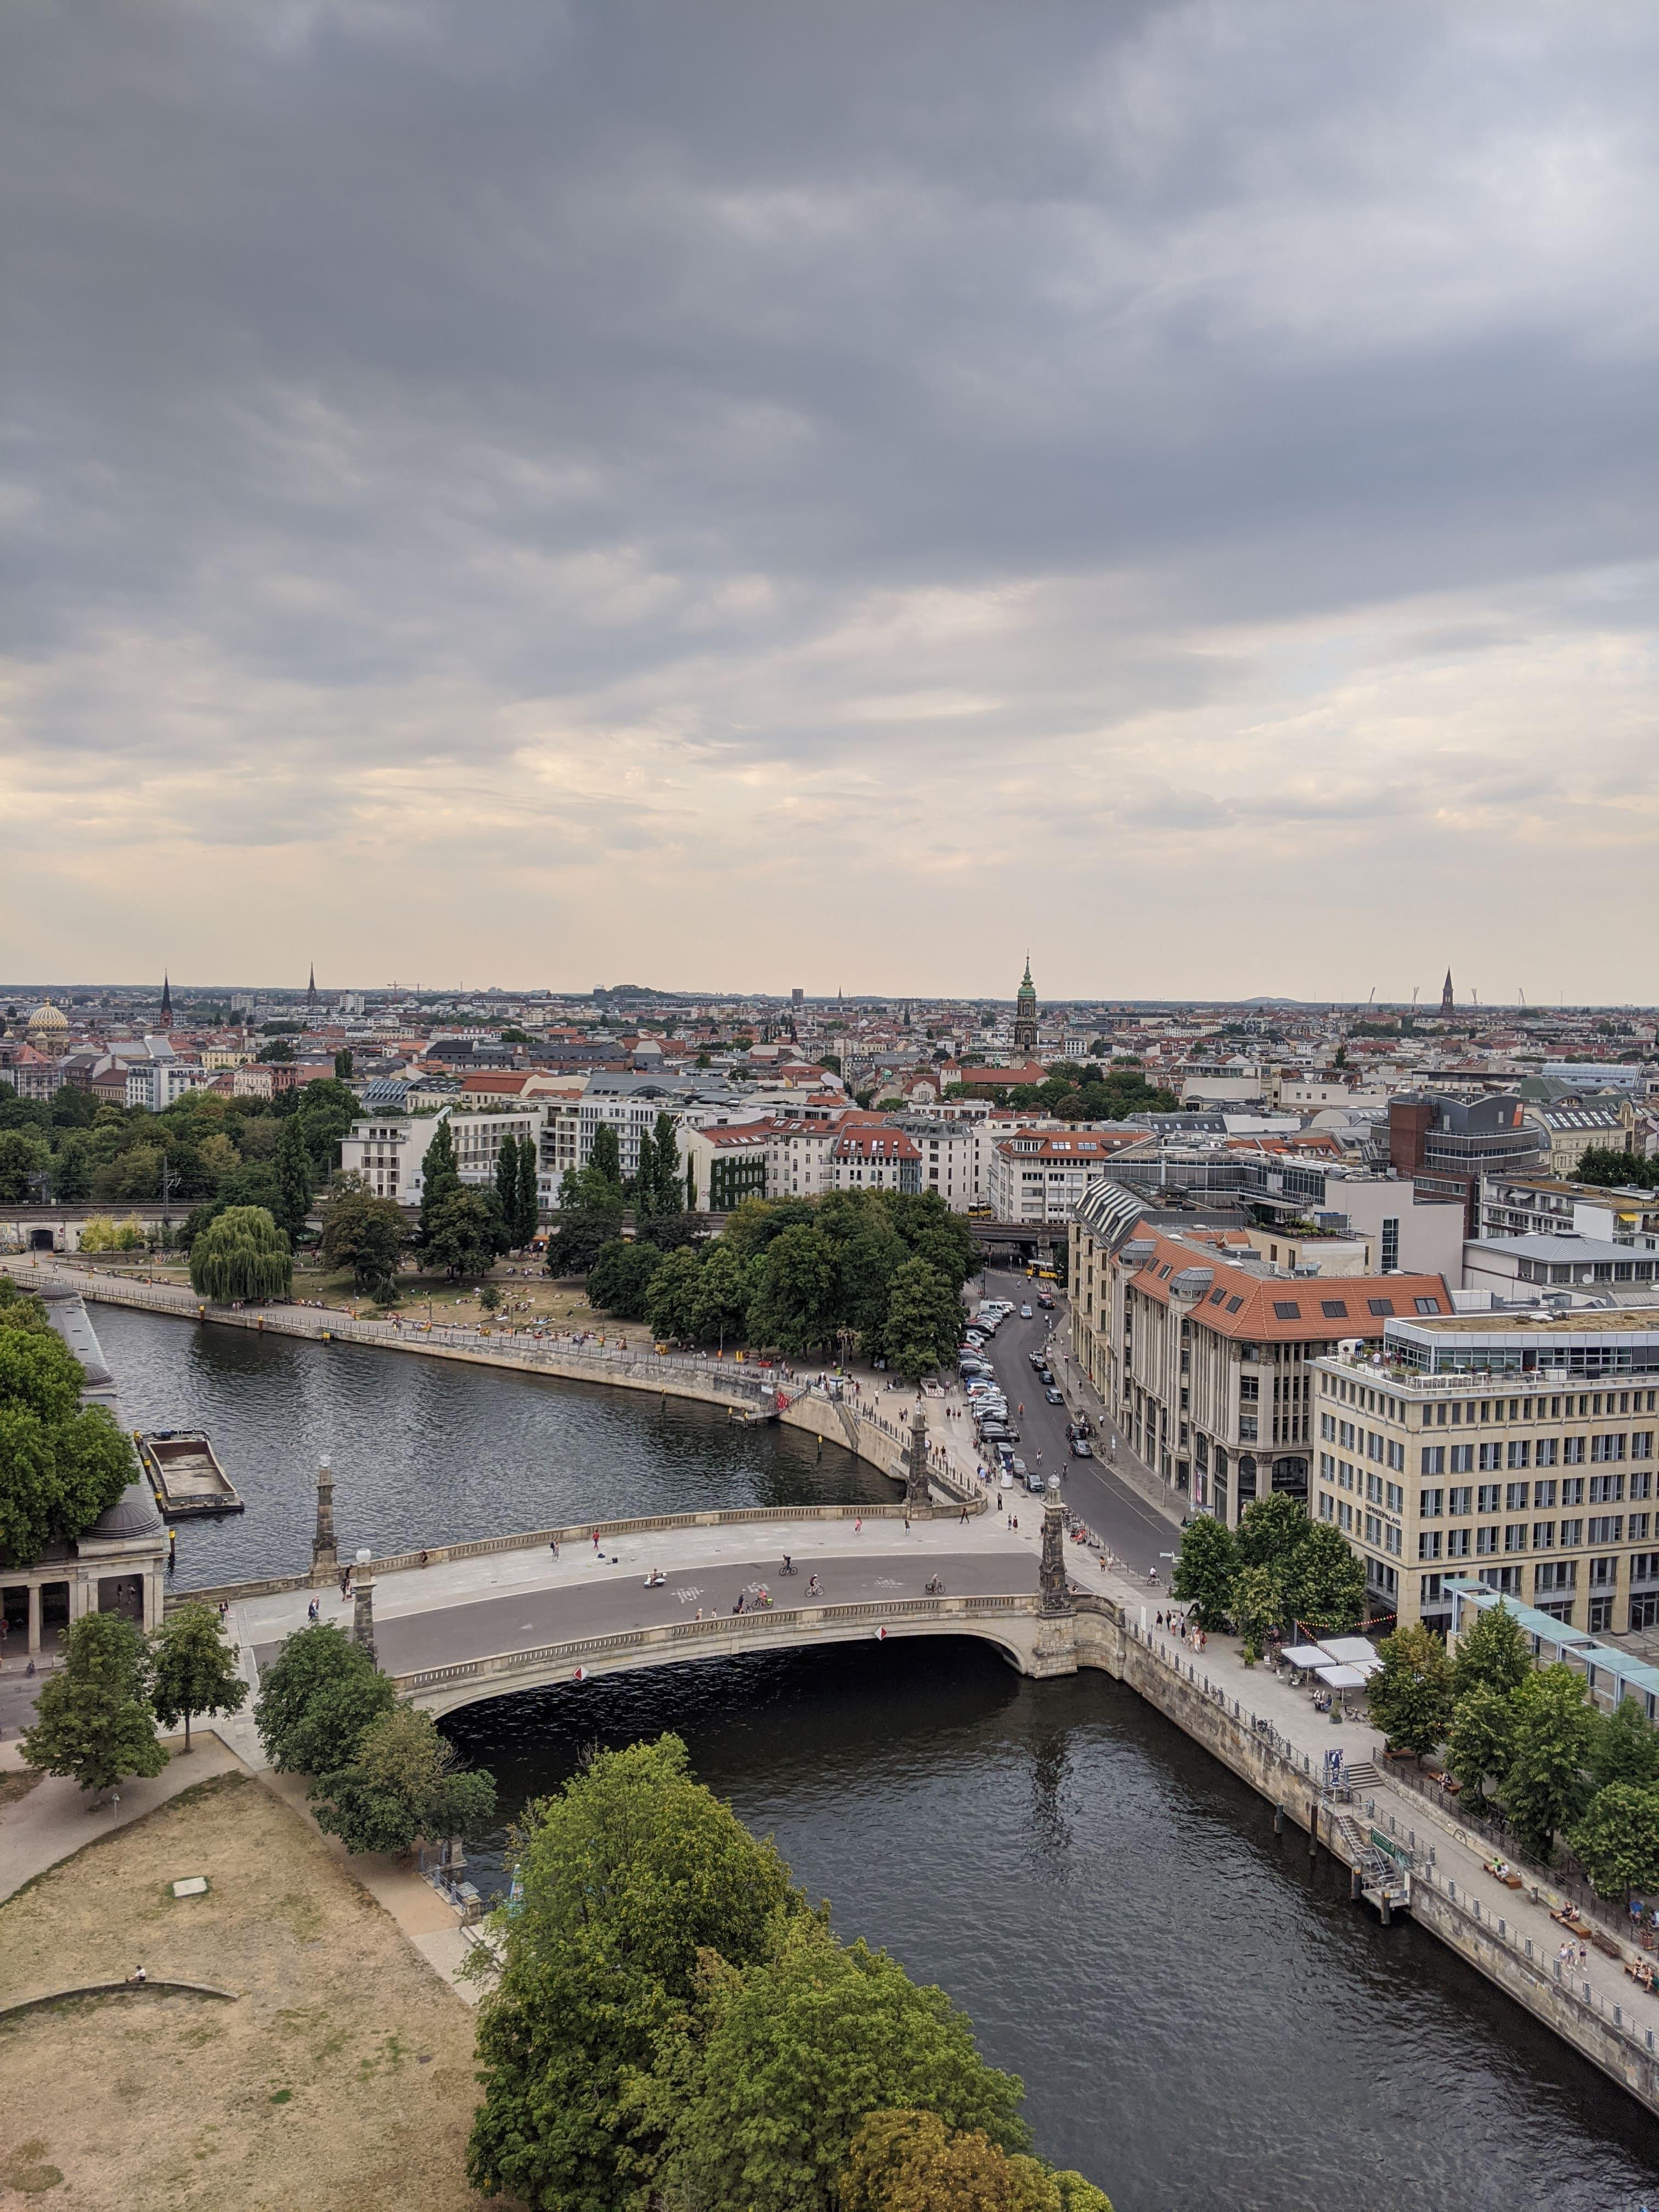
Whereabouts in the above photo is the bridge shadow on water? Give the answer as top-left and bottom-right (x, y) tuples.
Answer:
(443, 1639), (1659, 2212)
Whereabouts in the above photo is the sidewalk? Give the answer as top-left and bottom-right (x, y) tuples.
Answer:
(0, 1730), (249, 1905)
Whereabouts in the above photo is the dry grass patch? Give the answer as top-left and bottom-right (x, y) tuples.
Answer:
(0, 1773), (499, 2212)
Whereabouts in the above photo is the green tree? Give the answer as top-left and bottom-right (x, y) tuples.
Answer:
(335, 1047), (354, 1079)
(468, 1735), (806, 2210)
(149, 1601), (248, 1752)
(883, 1257), (962, 1383)
(651, 1110), (683, 1216)
(1367, 1624), (1454, 1760)
(51, 1138), (92, 1203)
(495, 1133), (523, 1241)
(1229, 1562), (1285, 1661)
(1280, 1520), (1366, 1635)
(1593, 1696), (1659, 1792)
(1170, 1514), (1237, 1629)
(1453, 1600), (1533, 1703)
(22, 1610), (167, 1794)
(311, 1706), (495, 1855)
(588, 1121), (623, 1192)
(658, 1917), (1029, 2212)
(0, 1284), (138, 1566)
(747, 1223), (842, 1353)
(837, 1218), (908, 1346)
(587, 1237), (666, 1319)
(188, 1205), (293, 1301)
(418, 1116), (461, 1254)
(516, 1128), (540, 1249)
(294, 1077), (363, 1179)
(1500, 1664), (1596, 1859)
(0, 1127), (49, 1201)
(422, 1189), (508, 1278)
(545, 1167), (626, 1278)
(320, 1189), (408, 1293)
(254, 1622), (395, 1775)
(1575, 1146), (1657, 1190)
(839, 2109), (1113, 2212)
(1443, 1683), (1518, 1803)
(1569, 1784), (1659, 1899)
(1234, 1493), (1309, 1572)
(645, 1245), (704, 1340)
(694, 1237), (754, 1350)
(634, 1126), (659, 1217)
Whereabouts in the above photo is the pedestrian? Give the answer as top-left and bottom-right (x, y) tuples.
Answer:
(549, 1537), (560, 1556)
(904, 1511), (911, 1532)
(854, 1516), (863, 1535)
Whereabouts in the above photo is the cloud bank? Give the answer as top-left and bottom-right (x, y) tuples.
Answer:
(2, 1), (1656, 996)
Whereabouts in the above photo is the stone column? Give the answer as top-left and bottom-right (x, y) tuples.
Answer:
(353, 1567), (377, 1668)
(1040, 1492), (1072, 1616)
(905, 1404), (934, 1521)
(311, 1457), (337, 1581)
(26, 1579), (40, 1656)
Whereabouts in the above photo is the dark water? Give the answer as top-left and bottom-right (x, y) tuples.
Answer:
(448, 1644), (1659, 2212)
(101, 1305), (1659, 2211)
(96, 1304), (890, 1588)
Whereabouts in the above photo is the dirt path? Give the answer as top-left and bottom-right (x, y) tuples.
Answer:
(0, 1773), (498, 2212)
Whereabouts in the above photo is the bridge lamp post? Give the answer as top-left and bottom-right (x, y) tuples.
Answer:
(352, 1547), (376, 1668)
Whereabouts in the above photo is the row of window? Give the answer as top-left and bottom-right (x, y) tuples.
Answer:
(1420, 1474), (1650, 1513)
(1323, 1380), (1659, 1426)
(1418, 1436), (1654, 1475)
(1415, 1520), (1650, 1559)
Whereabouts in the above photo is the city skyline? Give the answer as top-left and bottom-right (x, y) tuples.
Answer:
(4, 5), (1657, 994)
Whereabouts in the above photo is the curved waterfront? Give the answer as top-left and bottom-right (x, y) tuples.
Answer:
(97, 1305), (890, 1588)
(100, 1304), (1659, 2210)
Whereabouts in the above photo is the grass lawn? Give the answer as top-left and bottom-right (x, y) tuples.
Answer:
(0, 1774), (500, 2212)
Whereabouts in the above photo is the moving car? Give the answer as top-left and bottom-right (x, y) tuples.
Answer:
(1069, 1436), (1094, 1458)
(1019, 1303), (1033, 1318)
(1025, 1469), (1047, 1495)
(1037, 1367), (1054, 1386)
(1045, 1386), (1065, 1405)
(1037, 1291), (1056, 1310)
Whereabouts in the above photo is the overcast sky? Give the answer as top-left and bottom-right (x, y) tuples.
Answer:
(3, 2), (1656, 1001)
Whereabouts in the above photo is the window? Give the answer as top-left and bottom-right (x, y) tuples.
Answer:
(1414, 1297), (1441, 1314)
(1589, 1555), (1619, 1588)
(1505, 1482), (1530, 1511)
(1368, 1297), (1394, 1317)
(1633, 1470), (1654, 1499)
(1536, 1438), (1559, 1468)
(1560, 1517), (1584, 1547)
(1592, 1435), (1628, 1464)
(1273, 1300), (1301, 1320)
(1364, 1512), (1382, 1545)
(1631, 1554), (1659, 1585)
(1477, 1483), (1502, 1514)
(1367, 1472), (1384, 1505)
(1226, 1295), (1244, 1314)
(1533, 1521), (1556, 1550)
(1476, 1526), (1498, 1555)
(1381, 1219), (1400, 1273)
(1321, 1413), (1336, 1441)
(1339, 1500), (1353, 1531)
(1208, 1286), (1225, 1305)
(1321, 1300), (1348, 1319)
(1506, 1440), (1531, 1470)
(1386, 1523), (1403, 1556)
(1319, 1452), (1335, 1480)
(1536, 1560), (1577, 1593)
(1587, 1516), (1623, 1545)
(1319, 1491), (1334, 1521)
(1564, 1436), (1585, 1465)
(1449, 1485), (1472, 1515)
(1451, 1444), (1474, 1474)
(1386, 1482), (1404, 1514)
(1634, 1435), (1655, 1463)
(1420, 1526), (1444, 1559)
(1630, 1514), (1652, 1542)
(1589, 1474), (1625, 1504)
(1562, 1477), (1584, 1505)
(1420, 1487), (1444, 1517)
(1446, 1528), (1471, 1558)
(1478, 1443), (1503, 1472)
(1504, 1524), (1528, 1554)
(1421, 1445), (1444, 1475)
(1387, 1440), (1405, 1471)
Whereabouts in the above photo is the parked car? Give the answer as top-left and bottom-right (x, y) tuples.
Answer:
(1010, 1458), (1028, 1481)
(1070, 1436), (1094, 1458)
(1037, 1368), (1054, 1387)
(1025, 1469), (1047, 1496)
(1045, 1386), (1065, 1405)
(1068, 1416), (1094, 1439)
(1028, 1350), (1047, 1368)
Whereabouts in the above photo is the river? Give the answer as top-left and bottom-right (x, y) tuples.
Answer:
(102, 1306), (1659, 2211)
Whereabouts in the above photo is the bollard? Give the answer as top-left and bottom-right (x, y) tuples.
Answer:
(1273, 1804), (1284, 1838)
(1350, 1866), (1362, 1901)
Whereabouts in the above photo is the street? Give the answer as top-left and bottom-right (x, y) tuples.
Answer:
(973, 1267), (1183, 1585)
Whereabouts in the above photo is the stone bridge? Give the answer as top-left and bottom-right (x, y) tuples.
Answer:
(215, 1494), (1084, 1722)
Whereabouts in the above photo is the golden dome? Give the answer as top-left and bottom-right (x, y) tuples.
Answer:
(26, 1001), (69, 1035)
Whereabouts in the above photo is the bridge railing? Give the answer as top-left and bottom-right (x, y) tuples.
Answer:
(393, 1589), (1039, 1699)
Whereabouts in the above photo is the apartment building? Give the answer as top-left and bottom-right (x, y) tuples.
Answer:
(340, 1105), (546, 1207)
(989, 1132), (1141, 1222)
(1460, 1235), (1659, 1302)
(1069, 1177), (1452, 1523)
(830, 1127), (922, 1193)
(1312, 1309), (1659, 1636)
(1388, 1093), (1543, 1231)
(884, 1117), (979, 1209)
(1522, 1100), (1637, 1178)
(1483, 1171), (1659, 1251)
(681, 1120), (772, 1212)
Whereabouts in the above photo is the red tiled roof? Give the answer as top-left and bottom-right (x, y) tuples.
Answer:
(1122, 1227), (1451, 1341)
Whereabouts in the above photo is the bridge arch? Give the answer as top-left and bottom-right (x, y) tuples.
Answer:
(397, 1597), (1048, 1722)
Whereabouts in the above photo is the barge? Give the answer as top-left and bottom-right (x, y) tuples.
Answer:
(136, 1429), (244, 1517)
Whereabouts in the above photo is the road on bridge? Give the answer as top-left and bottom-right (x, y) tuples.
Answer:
(975, 1267), (1182, 1586)
(253, 1544), (1036, 1679)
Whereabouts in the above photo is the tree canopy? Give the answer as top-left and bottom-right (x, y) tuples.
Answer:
(150, 1601), (247, 1752)
(22, 1610), (168, 1793)
(321, 1188), (409, 1293)
(311, 1706), (495, 1855)
(254, 1622), (395, 1776)
(1367, 1624), (1454, 1760)
(0, 1279), (137, 1567)
(188, 1205), (294, 1301)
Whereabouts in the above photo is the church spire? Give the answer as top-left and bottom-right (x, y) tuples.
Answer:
(160, 972), (172, 1025)
(307, 963), (318, 1013)
(1441, 967), (1454, 1015)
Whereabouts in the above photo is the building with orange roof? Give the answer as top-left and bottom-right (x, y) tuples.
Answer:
(1070, 1177), (1452, 1533)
